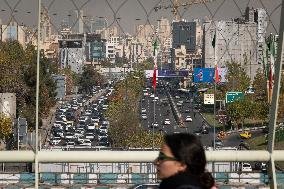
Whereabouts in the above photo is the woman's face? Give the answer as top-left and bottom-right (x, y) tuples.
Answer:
(154, 143), (187, 179)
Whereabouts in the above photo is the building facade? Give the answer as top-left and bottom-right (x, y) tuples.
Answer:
(172, 20), (196, 53)
(203, 20), (259, 80)
(1, 22), (25, 47)
(59, 38), (85, 73)
(0, 93), (16, 119)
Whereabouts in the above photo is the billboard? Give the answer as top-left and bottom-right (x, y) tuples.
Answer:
(193, 68), (215, 83)
(217, 67), (228, 83)
(145, 69), (189, 78)
(158, 70), (189, 77)
(59, 40), (83, 48)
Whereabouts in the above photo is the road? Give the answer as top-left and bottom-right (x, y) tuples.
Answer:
(140, 83), (264, 148)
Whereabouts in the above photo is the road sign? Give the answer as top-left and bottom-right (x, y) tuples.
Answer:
(204, 94), (214, 104)
(226, 92), (244, 103)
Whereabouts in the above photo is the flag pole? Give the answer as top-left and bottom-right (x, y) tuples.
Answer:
(152, 39), (158, 149)
(213, 31), (217, 150)
(213, 46), (216, 150)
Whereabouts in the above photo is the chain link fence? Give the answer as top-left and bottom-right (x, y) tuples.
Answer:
(0, 0), (284, 188)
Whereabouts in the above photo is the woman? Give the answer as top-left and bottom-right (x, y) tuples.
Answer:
(154, 133), (215, 189)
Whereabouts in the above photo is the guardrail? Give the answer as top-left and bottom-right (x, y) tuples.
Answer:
(0, 150), (284, 163)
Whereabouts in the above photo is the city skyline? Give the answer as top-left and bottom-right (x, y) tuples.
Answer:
(0, 0), (281, 35)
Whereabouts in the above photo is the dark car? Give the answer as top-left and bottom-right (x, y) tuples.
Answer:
(262, 127), (269, 134)
(129, 183), (159, 189)
(201, 127), (209, 134)
(213, 139), (224, 147)
(98, 137), (110, 147)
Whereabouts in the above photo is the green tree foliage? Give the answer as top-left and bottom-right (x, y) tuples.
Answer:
(0, 113), (12, 141)
(253, 101), (269, 124)
(79, 65), (105, 94)
(226, 96), (254, 130)
(106, 71), (163, 148)
(226, 61), (250, 92)
(0, 41), (56, 130)
(135, 60), (154, 71)
(252, 68), (267, 101)
(60, 68), (79, 95)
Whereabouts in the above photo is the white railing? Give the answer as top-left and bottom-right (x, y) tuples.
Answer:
(0, 150), (284, 163)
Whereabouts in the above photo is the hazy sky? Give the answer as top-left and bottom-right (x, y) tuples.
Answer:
(0, 0), (282, 35)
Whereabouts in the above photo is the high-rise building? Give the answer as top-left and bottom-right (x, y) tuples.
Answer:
(157, 17), (171, 40)
(136, 24), (154, 43)
(203, 20), (259, 80)
(93, 17), (108, 34)
(172, 20), (196, 53)
(1, 22), (25, 47)
(59, 37), (85, 73)
(40, 7), (52, 43)
(85, 34), (106, 63)
(68, 10), (84, 34)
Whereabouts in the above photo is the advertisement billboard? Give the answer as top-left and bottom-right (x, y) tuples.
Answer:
(193, 68), (215, 83)
(158, 70), (189, 77)
(145, 69), (189, 78)
(217, 67), (228, 83)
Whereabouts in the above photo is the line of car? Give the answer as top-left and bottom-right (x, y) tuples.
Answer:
(48, 87), (114, 148)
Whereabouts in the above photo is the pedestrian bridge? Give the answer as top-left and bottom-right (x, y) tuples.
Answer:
(0, 150), (284, 188)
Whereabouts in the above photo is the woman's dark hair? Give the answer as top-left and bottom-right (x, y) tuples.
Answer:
(164, 133), (214, 189)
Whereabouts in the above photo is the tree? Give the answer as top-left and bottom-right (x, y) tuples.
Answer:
(0, 113), (12, 141)
(252, 68), (267, 101)
(79, 65), (104, 94)
(226, 96), (254, 130)
(106, 71), (163, 148)
(226, 61), (250, 92)
(60, 68), (79, 95)
(0, 41), (57, 130)
(253, 101), (269, 125)
(135, 60), (154, 71)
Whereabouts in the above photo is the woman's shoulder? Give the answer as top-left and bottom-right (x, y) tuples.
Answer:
(176, 184), (201, 189)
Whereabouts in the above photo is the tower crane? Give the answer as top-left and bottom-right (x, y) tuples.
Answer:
(154, 0), (215, 21)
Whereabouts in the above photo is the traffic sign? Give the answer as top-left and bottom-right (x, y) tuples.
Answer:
(204, 94), (214, 104)
(226, 92), (244, 103)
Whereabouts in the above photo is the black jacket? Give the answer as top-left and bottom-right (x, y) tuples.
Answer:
(159, 171), (202, 189)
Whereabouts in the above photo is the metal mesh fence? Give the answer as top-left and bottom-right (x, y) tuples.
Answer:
(0, 0), (284, 187)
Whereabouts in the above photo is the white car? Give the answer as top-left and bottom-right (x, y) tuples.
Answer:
(164, 119), (171, 125)
(80, 140), (92, 147)
(151, 122), (159, 128)
(66, 141), (75, 147)
(99, 126), (108, 133)
(241, 163), (252, 172)
(50, 137), (61, 145)
(141, 113), (147, 119)
(185, 116), (193, 122)
(141, 108), (147, 113)
(85, 133), (95, 140)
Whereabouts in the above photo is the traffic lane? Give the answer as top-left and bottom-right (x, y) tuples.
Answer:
(224, 130), (263, 148)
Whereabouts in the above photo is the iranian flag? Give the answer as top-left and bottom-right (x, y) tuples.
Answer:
(212, 31), (219, 83)
(269, 35), (275, 89)
(215, 65), (220, 83)
(212, 32), (216, 48)
(152, 39), (158, 91)
(266, 34), (275, 90)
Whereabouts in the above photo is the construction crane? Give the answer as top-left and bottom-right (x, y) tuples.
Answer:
(154, 0), (215, 21)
